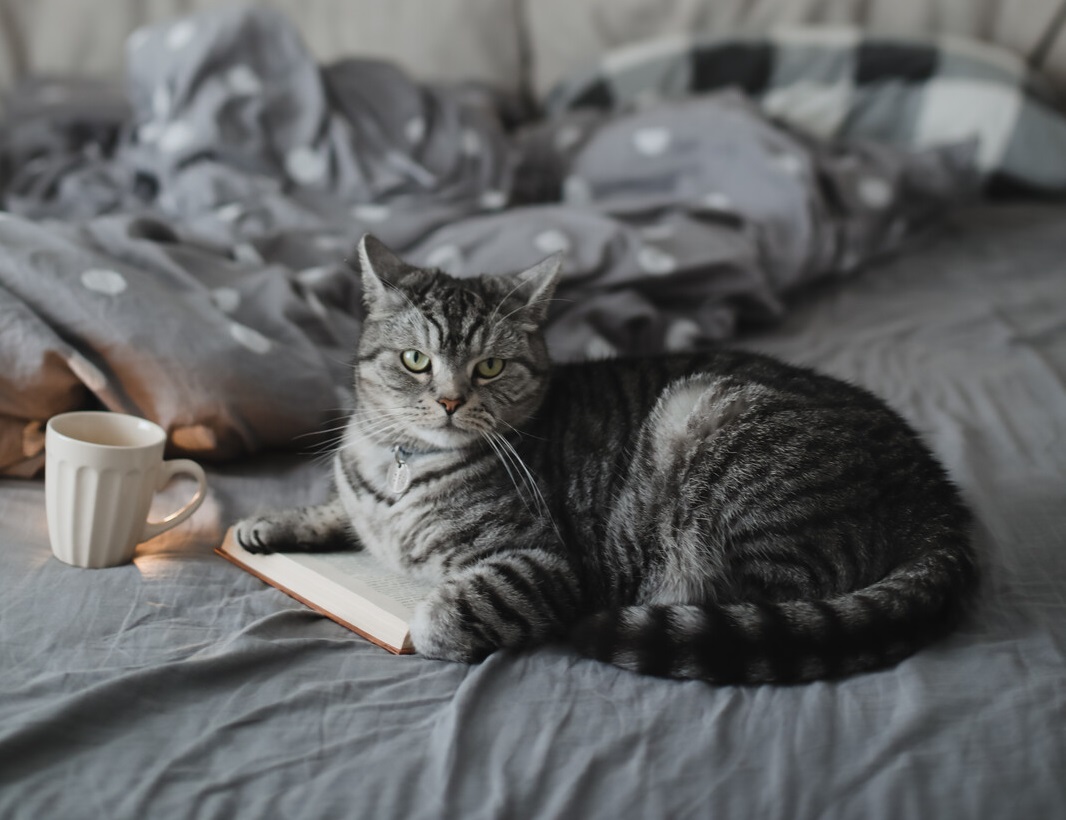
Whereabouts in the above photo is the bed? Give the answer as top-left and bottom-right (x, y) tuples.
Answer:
(2, 2), (1065, 817)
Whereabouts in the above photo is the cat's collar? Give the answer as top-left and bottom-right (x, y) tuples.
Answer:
(390, 443), (442, 463)
(388, 442), (442, 495)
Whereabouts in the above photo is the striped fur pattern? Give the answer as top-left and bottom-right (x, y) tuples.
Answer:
(234, 235), (978, 684)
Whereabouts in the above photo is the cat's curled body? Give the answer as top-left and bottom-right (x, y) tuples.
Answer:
(234, 235), (977, 684)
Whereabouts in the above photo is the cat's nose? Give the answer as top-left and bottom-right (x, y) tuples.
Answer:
(437, 396), (465, 416)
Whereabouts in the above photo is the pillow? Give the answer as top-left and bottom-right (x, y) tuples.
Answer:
(545, 26), (1066, 196)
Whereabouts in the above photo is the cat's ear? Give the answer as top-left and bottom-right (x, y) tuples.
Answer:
(357, 234), (408, 314)
(505, 253), (563, 330)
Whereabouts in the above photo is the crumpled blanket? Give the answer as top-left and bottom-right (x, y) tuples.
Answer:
(0, 5), (974, 475)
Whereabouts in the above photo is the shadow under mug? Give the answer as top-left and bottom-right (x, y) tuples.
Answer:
(45, 412), (207, 568)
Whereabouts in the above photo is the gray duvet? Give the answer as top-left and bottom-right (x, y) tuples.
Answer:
(0, 5), (971, 474)
(1, 204), (1064, 819)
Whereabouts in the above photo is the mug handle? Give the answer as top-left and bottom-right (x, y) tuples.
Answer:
(141, 459), (208, 541)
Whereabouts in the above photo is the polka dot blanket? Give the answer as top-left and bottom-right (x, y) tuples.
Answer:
(0, 5), (974, 474)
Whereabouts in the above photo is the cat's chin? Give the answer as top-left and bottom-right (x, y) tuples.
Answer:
(411, 427), (481, 451)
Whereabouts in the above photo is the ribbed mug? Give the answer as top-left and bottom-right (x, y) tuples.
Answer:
(45, 412), (206, 568)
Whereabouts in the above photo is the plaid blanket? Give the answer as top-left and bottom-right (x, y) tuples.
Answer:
(545, 26), (1066, 197)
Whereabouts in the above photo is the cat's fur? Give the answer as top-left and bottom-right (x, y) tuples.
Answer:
(234, 235), (977, 684)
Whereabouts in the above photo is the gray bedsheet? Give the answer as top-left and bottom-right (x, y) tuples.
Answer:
(0, 5), (971, 475)
(2, 203), (1064, 819)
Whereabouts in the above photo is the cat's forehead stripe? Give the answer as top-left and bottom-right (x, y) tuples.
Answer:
(416, 278), (494, 356)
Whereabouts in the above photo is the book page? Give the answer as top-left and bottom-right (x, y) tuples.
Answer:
(288, 550), (434, 619)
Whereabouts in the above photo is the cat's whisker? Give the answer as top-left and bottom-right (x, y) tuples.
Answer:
(379, 278), (439, 328)
(300, 432), (349, 455)
(289, 407), (361, 443)
(487, 276), (536, 328)
(341, 419), (409, 449)
(494, 416), (546, 442)
(350, 412), (408, 429)
(346, 407), (410, 427)
(343, 415), (405, 441)
(345, 420), (407, 443)
(344, 414), (415, 440)
(494, 296), (567, 326)
(493, 432), (562, 541)
(489, 432), (560, 540)
(292, 422), (354, 442)
(482, 433), (538, 519)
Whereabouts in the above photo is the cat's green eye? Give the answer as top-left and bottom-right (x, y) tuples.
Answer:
(475, 358), (506, 379)
(401, 349), (431, 373)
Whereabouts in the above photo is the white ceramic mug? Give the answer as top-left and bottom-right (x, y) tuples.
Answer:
(45, 411), (207, 568)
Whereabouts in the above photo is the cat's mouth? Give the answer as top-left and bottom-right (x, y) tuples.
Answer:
(401, 403), (495, 449)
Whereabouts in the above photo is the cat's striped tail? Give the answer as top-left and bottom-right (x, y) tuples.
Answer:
(571, 543), (978, 684)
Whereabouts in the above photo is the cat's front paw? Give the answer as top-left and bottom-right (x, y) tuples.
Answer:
(233, 515), (294, 554)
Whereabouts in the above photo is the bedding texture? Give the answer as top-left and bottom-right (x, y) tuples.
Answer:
(1, 6), (1065, 818)
(1, 203), (1064, 819)
(0, 5), (973, 474)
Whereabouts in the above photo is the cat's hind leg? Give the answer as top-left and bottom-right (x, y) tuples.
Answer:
(409, 549), (581, 663)
(234, 496), (356, 554)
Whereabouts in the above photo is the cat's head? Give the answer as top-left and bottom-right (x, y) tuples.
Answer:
(353, 234), (561, 451)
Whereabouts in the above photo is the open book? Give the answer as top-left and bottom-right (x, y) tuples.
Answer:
(217, 527), (434, 654)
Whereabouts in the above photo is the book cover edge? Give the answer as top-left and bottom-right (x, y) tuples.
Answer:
(215, 542), (416, 656)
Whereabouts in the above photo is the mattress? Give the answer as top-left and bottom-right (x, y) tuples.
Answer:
(1, 203), (1064, 819)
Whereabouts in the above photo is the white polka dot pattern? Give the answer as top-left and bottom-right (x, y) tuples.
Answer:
(81, 269), (128, 295)
(632, 127), (671, 157)
(585, 334), (617, 359)
(562, 176), (592, 204)
(230, 322), (272, 354)
(425, 244), (463, 272)
(159, 121), (196, 154)
(533, 229), (571, 254)
(637, 246), (678, 275)
(479, 190), (507, 210)
(461, 129), (481, 156)
(857, 176), (893, 209)
(352, 204), (391, 223)
(216, 203), (243, 223)
(138, 122), (164, 144)
(665, 318), (701, 351)
(233, 243), (263, 265)
(774, 153), (805, 177)
(405, 117), (426, 144)
(285, 146), (328, 185)
(226, 65), (261, 96)
(211, 287), (240, 313)
(166, 21), (197, 51)
(702, 192), (734, 211)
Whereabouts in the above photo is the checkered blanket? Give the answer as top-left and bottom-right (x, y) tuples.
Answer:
(545, 26), (1066, 197)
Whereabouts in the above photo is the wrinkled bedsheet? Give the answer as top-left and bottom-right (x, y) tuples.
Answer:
(0, 5), (972, 474)
(1, 204), (1064, 819)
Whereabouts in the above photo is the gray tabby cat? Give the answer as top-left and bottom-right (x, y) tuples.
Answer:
(234, 235), (977, 684)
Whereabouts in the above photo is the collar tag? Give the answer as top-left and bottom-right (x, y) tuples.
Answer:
(388, 446), (413, 495)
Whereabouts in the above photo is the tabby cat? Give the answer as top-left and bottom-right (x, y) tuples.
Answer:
(234, 235), (977, 684)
